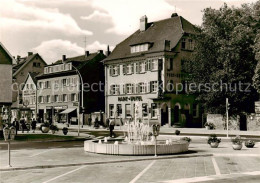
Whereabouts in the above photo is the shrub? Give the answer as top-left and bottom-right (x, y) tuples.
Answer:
(175, 130), (180, 135)
(50, 125), (59, 131)
(204, 122), (215, 129)
(231, 135), (243, 145)
(181, 137), (192, 143)
(207, 134), (221, 144)
(245, 140), (255, 148)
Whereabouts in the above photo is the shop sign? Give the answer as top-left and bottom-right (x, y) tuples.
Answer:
(118, 96), (143, 102)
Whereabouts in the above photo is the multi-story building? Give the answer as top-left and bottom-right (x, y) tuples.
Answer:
(0, 42), (14, 127)
(21, 72), (38, 121)
(36, 51), (106, 125)
(12, 52), (47, 120)
(104, 14), (202, 127)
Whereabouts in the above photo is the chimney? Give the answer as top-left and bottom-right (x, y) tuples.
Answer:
(105, 45), (111, 56)
(28, 52), (33, 56)
(171, 13), (178, 18)
(98, 50), (103, 54)
(62, 55), (66, 62)
(16, 55), (21, 64)
(85, 51), (90, 57)
(140, 15), (148, 31)
(164, 40), (171, 51)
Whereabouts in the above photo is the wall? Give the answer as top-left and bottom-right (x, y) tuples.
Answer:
(0, 65), (12, 104)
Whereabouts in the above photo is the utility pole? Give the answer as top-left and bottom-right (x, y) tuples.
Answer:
(226, 98), (229, 137)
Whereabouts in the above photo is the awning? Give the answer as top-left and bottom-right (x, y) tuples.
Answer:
(60, 108), (76, 114)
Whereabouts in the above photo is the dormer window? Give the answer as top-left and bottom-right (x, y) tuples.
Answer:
(131, 43), (149, 53)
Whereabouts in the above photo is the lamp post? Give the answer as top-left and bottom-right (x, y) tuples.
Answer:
(152, 124), (160, 157)
(71, 65), (84, 136)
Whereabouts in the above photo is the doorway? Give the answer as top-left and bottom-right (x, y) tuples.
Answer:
(239, 114), (247, 131)
(173, 105), (180, 124)
(161, 103), (168, 126)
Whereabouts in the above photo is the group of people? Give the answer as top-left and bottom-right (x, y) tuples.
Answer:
(12, 117), (37, 134)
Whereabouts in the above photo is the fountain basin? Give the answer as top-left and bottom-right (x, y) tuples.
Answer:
(84, 140), (189, 155)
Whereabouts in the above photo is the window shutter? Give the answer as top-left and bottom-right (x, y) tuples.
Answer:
(117, 85), (120, 95)
(68, 94), (71, 102)
(117, 65), (120, 75)
(122, 84), (125, 94)
(131, 63), (134, 73)
(147, 82), (151, 93)
(123, 65), (126, 75)
(75, 94), (78, 101)
(145, 61), (148, 71)
(136, 63), (139, 73)
(135, 83), (139, 94)
(110, 85), (113, 95)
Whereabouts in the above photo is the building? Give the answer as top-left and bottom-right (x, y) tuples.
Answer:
(12, 52), (47, 120)
(104, 14), (202, 127)
(36, 51), (106, 125)
(0, 42), (15, 133)
(21, 72), (38, 121)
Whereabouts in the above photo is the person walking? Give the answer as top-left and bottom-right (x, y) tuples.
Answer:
(31, 118), (37, 133)
(20, 117), (26, 133)
(109, 119), (115, 138)
(12, 118), (19, 135)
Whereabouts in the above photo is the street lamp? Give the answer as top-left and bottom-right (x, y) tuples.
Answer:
(152, 124), (160, 157)
(3, 126), (16, 167)
(71, 64), (84, 137)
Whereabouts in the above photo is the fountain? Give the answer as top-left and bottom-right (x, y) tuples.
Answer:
(84, 102), (189, 155)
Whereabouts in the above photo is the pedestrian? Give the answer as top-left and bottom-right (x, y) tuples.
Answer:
(31, 118), (37, 133)
(12, 118), (19, 135)
(20, 117), (26, 133)
(109, 119), (115, 138)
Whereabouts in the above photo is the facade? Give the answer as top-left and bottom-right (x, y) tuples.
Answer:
(104, 14), (202, 127)
(12, 52), (47, 121)
(0, 42), (14, 131)
(36, 51), (106, 125)
(21, 72), (38, 121)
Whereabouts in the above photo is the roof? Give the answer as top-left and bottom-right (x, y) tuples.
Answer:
(0, 42), (15, 65)
(105, 15), (196, 62)
(52, 53), (98, 66)
(13, 53), (47, 76)
(22, 72), (39, 90)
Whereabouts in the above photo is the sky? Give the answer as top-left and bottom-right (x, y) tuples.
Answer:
(0, 0), (258, 64)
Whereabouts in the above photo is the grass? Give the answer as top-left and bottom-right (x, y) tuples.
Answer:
(11, 134), (76, 141)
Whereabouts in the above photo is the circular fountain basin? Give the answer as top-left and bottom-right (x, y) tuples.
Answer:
(84, 139), (189, 155)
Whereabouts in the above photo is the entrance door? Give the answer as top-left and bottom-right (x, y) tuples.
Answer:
(38, 109), (44, 123)
(239, 114), (247, 131)
(161, 104), (168, 126)
(173, 105), (180, 123)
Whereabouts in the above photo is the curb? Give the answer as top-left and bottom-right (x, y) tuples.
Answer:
(0, 138), (88, 144)
(0, 153), (213, 171)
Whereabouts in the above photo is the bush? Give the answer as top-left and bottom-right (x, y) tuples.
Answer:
(245, 140), (255, 148)
(62, 127), (68, 135)
(175, 130), (180, 135)
(207, 134), (221, 144)
(40, 122), (50, 132)
(231, 135), (243, 145)
(204, 122), (215, 129)
(181, 137), (192, 143)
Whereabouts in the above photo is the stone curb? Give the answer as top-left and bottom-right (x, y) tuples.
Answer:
(0, 138), (88, 145)
(0, 153), (213, 171)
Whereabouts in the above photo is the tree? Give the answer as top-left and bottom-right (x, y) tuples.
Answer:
(253, 33), (260, 94)
(184, 2), (260, 115)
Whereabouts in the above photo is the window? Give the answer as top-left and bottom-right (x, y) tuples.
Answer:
(193, 104), (199, 118)
(110, 85), (120, 95)
(139, 62), (146, 73)
(37, 63), (41, 67)
(33, 62), (37, 67)
(71, 93), (76, 101)
(48, 67), (53, 73)
(38, 82), (43, 89)
(110, 65), (120, 76)
(151, 103), (158, 118)
(150, 81), (158, 93)
(130, 44), (149, 53)
(142, 103), (148, 118)
(125, 64), (134, 74)
(54, 95), (59, 102)
(71, 77), (77, 86)
(188, 39), (194, 50)
(54, 80), (59, 88)
(63, 94), (68, 102)
(126, 84), (134, 94)
(139, 82), (146, 93)
(181, 38), (186, 49)
(47, 95), (51, 103)
(62, 79), (67, 87)
(45, 81), (50, 88)
(44, 68), (48, 74)
(146, 60), (152, 71)
(109, 104), (114, 118)
(117, 104), (122, 117)
(151, 59), (158, 70)
(125, 104), (131, 118)
(168, 58), (173, 70)
(38, 96), (43, 103)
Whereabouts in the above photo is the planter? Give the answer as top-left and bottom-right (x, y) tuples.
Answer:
(205, 126), (210, 130)
(41, 126), (50, 133)
(210, 142), (219, 148)
(245, 144), (255, 148)
(63, 131), (68, 135)
(232, 144), (242, 150)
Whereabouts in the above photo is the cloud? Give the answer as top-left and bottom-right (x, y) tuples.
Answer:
(87, 0), (179, 35)
(0, 0), (92, 36)
(85, 41), (114, 52)
(80, 10), (111, 22)
(33, 39), (84, 64)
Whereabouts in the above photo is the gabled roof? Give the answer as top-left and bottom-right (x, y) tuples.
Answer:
(0, 42), (15, 65)
(105, 15), (196, 62)
(22, 72), (38, 90)
(13, 53), (47, 77)
(53, 53), (99, 65)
